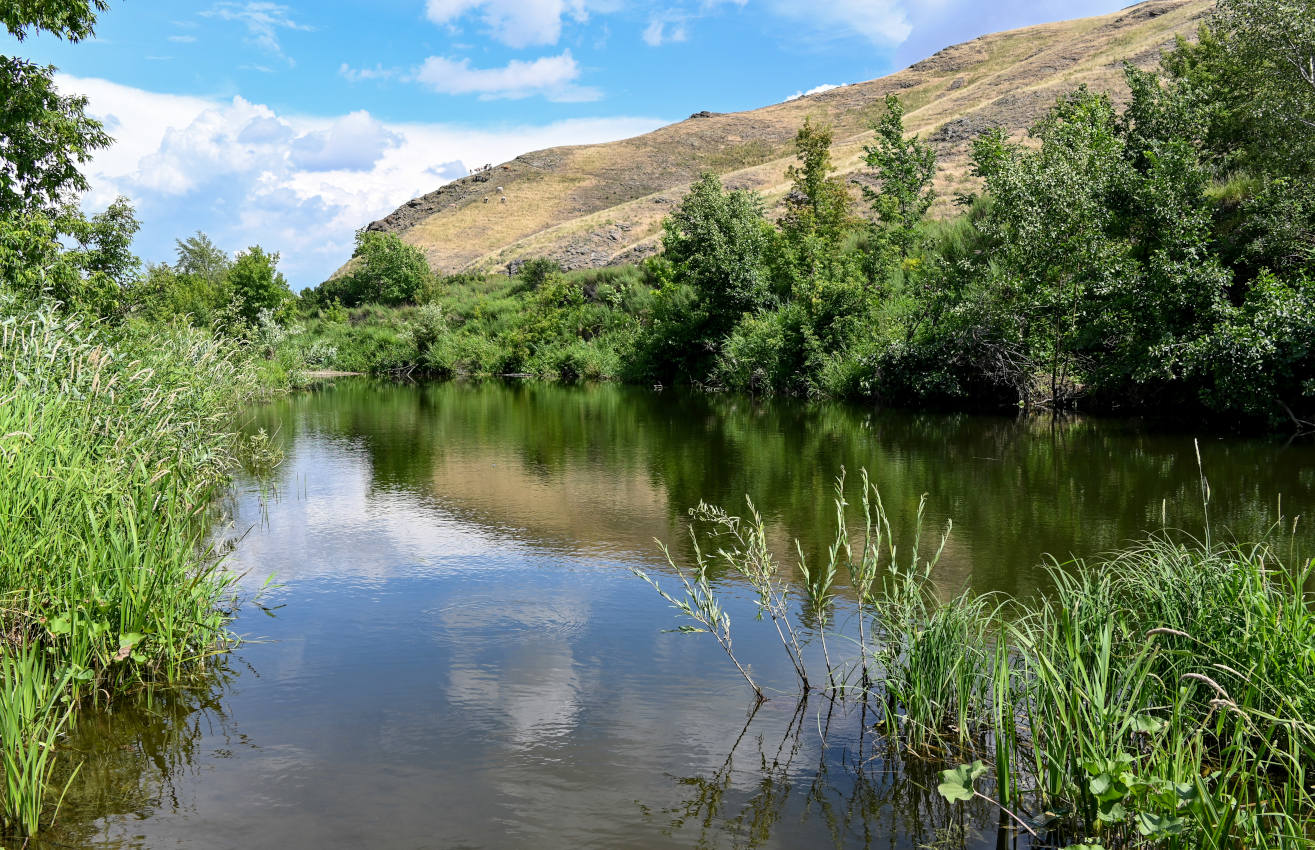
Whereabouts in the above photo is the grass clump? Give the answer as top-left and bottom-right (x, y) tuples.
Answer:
(0, 302), (274, 836)
(638, 471), (1315, 848)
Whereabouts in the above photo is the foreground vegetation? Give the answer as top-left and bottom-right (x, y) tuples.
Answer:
(638, 471), (1315, 848)
(0, 3), (297, 836)
(282, 0), (1315, 431)
(0, 300), (283, 835)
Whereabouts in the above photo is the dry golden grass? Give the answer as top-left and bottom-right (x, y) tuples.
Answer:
(349, 0), (1210, 277)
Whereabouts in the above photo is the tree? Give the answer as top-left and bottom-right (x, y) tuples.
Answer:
(780, 117), (853, 255)
(175, 231), (231, 283)
(972, 88), (1136, 406)
(863, 94), (937, 262)
(3, 0), (110, 42)
(1213, 0), (1315, 148)
(346, 229), (434, 305)
(227, 246), (291, 324)
(664, 173), (774, 332)
(0, 58), (111, 219)
(0, 0), (141, 319)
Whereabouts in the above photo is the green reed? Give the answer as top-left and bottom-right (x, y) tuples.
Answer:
(0, 303), (275, 835)
(640, 472), (1315, 848)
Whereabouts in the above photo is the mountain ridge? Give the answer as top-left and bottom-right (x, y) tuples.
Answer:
(347, 0), (1211, 279)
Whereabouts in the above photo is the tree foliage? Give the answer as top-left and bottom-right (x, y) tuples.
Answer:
(227, 246), (291, 324)
(345, 229), (434, 306)
(2, 0), (109, 42)
(864, 94), (937, 262)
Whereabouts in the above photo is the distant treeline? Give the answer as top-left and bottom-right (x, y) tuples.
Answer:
(297, 0), (1312, 428)
(7, 0), (1309, 431)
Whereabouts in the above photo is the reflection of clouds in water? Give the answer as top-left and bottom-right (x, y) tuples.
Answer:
(438, 588), (590, 747)
(221, 438), (521, 587)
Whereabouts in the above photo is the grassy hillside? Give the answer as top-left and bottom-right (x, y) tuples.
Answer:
(352, 0), (1210, 277)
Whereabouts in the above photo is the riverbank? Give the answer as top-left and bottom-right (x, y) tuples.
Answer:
(0, 302), (288, 837)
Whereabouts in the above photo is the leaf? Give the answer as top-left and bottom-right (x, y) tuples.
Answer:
(937, 761), (987, 804)
(1089, 773), (1112, 798)
(48, 612), (72, 635)
(1135, 811), (1186, 838)
(1133, 714), (1164, 734)
(1096, 801), (1127, 823)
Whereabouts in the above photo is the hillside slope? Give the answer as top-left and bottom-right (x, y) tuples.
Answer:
(352, 0), (1210, 277)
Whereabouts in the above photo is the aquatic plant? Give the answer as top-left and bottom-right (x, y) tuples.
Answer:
(0, 303), (276, 835)
(639, 470), (1315, 847)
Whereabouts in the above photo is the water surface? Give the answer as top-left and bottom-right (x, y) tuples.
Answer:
(44, 381), (1315, 849)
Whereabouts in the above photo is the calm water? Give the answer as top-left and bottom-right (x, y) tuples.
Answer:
(41, 381), (1315, 849)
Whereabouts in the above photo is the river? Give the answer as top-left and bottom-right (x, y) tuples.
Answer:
(39, 380), (1315, 849)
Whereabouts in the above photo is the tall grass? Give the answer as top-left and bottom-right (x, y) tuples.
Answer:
(0, 301), (274, 836)
(639, 472), (1315, 848)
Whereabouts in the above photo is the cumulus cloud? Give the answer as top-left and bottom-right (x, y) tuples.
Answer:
(412, 51), (598, 101)
(55, 73), (667, 287)
(289, 112), (402, 172)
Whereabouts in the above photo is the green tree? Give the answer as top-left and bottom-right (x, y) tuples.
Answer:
(1212, 0), (1315, 165)
(175, 231), (231, 283)
(863, 94), (937, 263)
(131, 233), (232, 324)
(663, 173), (774, 329)
(779, 117), (853, 270)
(0, 58), (110, 219)
(346, 229), (434, 306)
(0, 0), (143, 319)
(227, 246), (291, 324)
(3, 0), (110, 42)
(972, 88), (1136, 406)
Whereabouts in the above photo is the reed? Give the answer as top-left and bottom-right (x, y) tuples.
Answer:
(0, 302), (274, 835)
(640, 471), (1315, 847)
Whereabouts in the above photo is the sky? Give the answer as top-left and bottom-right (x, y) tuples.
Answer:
(4, 0), (1133, 288)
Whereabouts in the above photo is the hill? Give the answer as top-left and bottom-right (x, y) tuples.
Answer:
(349, 0), (1210, 277)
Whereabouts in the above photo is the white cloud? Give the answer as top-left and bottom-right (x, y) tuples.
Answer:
(200, 2), (311, 62)
(424, 0), (591, 48)
(784, 82), (844, 101)
(55, 73), (667, 287)
(641, 17), (688, 47)
(767, 0), (911, 46)
(289, 111), (402, 172)
(412, 51), (598, 101)
(167, 34), (197, 43)
(339, 63), (399, 83)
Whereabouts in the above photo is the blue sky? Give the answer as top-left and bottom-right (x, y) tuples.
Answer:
(4, 0), (1131, 287)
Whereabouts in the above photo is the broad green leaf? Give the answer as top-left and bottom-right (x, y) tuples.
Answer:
(1136, 811), (1186, 838)
(937, 761), (987, 804)
(1133, 714), (1164, 734)
(1096, 801), (1127, 823)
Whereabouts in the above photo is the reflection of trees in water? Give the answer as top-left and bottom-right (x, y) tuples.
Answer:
(33, 660), (249, 849)
(647, 697), (1001, 850)
(250, 380), (1315, 599)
